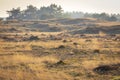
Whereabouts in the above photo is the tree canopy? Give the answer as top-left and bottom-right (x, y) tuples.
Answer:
(7, 4), (63, 20)
(7, 4), (119, 21)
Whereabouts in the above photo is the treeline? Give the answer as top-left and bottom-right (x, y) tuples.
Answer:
(7, 4), (120, 21)
(7, 4), (63, 20)
(64, 12), (120, 21)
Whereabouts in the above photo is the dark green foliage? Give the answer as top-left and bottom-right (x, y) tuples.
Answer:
(56, 60), (65, 65)
(62, 39), (67, 43)
(7, 4), (63, 20)
(57, 45), (65, 49)
(93, 49), (100, 54)
(92, 13), (117, 21)
(6, 4), (119, 21)
(0, 18), (3, 21)
(29, 35), (39, 40)
(93, 64), (120, 75)
(7, 8), (21, 19)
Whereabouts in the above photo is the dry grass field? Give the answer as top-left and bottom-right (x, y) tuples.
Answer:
(0, 19), (120, 80)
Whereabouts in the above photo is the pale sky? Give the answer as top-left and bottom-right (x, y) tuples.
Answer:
(0, 0), (120, 17)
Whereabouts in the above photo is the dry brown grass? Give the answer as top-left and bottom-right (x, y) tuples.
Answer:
(0, 20), (120, 80)
(0, 35), (120, 80)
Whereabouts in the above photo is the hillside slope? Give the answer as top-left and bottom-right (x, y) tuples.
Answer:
(0, 18), (120, 34)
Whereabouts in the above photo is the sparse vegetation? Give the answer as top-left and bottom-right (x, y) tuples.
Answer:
(29, 35), (39, 41)
(0, 17), (119, 80)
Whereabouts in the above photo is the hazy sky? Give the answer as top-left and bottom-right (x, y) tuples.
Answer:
(0, 0), (120, 17)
